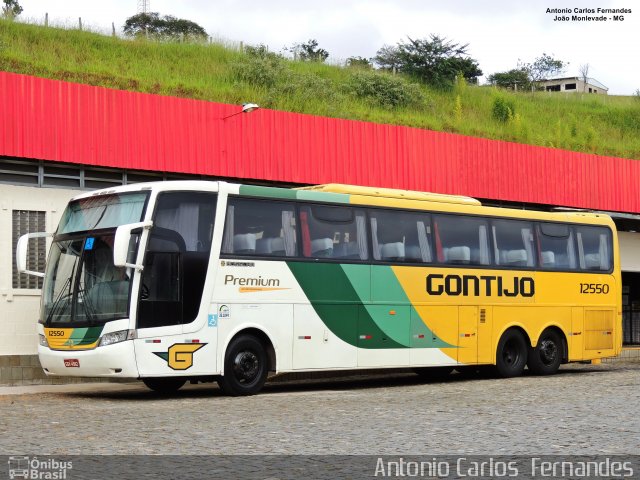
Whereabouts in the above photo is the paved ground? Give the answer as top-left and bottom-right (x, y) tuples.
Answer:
(0, 363), (638, 456)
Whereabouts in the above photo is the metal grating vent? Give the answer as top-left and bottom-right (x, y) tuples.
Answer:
(12, 210), (46, 289)
(480, 308), (486, 324)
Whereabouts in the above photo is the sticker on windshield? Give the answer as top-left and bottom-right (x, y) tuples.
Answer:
(84, 237), (95, 250)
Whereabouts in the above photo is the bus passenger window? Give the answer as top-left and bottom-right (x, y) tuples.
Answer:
(537, 223), (577, 270)
(299, 205), (368, 260)
(221, 198), (297, 257)
(433, 214), (490, 266)
(492, 219), (535, 268)
(370, 209), (432, 263)
(576, 225), (612, 271)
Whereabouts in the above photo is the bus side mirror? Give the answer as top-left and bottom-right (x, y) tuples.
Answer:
(16, 232), (52, 278)
(114, 221), (153, 271)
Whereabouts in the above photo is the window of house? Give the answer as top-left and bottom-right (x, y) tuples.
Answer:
(12, 210), (46, 289)
(565, 83), (577, 90)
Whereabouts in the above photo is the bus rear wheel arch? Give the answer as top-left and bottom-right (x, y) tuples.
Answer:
(218, 331), (273, 396)
(527, 328), (564, 375)
(495, 328), (529, 378)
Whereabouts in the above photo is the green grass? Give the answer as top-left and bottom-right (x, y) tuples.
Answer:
(2, 19), (640, 159)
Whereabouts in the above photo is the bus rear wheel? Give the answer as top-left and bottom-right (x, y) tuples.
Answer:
(527, 329), (562, 375)
(142, 377), (186, 394)
(495, 329), (528, 378)
(218, 334), (268, 396)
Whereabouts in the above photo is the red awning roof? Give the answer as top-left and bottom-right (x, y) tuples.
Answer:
(0, 71), (637, 212)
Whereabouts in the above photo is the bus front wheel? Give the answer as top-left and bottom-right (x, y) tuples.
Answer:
(142, 377), (186, 394)
(495, 329), (528, 378)
(527, 329), (562, 375)
(218, 334), (268, 396)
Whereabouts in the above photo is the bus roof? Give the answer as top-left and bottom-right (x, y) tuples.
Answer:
(297, 184), (482, 206)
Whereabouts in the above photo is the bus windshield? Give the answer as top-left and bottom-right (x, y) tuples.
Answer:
(41, 192), (148, 327)
(58, 192), (148, 234)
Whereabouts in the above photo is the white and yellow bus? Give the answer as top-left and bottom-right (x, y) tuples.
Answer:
(18, 181), (622, 395)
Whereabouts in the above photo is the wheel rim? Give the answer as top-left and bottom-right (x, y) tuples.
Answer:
(232, 350), (260, 384)
(502, 339), (521, 367)
(538, 338), (558, 366)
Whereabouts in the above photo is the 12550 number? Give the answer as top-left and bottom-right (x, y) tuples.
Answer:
(579, 283), (609, 294)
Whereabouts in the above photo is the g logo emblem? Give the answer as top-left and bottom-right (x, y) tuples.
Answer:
(153, 343), (206, 370)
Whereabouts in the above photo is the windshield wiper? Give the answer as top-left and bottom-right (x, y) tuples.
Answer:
(76, 287), (99, 326)
(46, 276), (73, 324)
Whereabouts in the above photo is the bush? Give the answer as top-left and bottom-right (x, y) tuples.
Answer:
(231, 53), (285, 88)
(492, 96), (515, 123)
(346, 71), (425, 109)
(271, 71), (343, 108)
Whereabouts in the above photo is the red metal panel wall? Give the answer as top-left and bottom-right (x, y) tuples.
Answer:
(1, 71), (638, 212)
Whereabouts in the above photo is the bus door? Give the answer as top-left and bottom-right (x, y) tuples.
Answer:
(134, 191), (218, 377)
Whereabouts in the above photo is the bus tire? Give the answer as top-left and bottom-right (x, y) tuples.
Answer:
(527, 329), (562, 375)
(142, 377), (186, 394)
(413, 366), (453, 380)
(495, 329), (528, 378)
(218, 334), (268, 396)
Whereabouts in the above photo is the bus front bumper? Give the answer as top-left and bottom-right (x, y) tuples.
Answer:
(38, 340), (139, 378)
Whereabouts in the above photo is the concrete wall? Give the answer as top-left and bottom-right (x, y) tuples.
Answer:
(0, 184), (79, 356)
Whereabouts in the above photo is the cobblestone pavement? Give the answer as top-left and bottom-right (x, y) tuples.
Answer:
(0, 363), (638, 456)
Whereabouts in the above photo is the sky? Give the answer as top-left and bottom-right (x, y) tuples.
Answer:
(18, 0), (640, 95)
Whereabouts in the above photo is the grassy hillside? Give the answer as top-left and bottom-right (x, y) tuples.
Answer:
(1, 19), (640, 159)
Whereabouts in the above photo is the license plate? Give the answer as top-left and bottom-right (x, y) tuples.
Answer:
(64, 359), (80, 367)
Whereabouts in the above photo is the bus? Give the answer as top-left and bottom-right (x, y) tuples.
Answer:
(17, 181), (622, 396)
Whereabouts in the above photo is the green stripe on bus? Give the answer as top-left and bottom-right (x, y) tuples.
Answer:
(369, 266), (452, 348)
(239, 185), (298, 200)
(286, 262), (405, 349)
(239, 185), (350, 204)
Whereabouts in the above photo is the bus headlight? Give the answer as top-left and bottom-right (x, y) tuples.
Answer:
(39, 334), (48, 347)
(99, 330), (135, 347)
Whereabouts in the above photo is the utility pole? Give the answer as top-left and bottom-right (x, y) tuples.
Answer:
(137, 0), (150, 14)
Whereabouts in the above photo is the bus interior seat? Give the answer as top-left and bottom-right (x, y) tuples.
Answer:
(446, 246), (471, 264)
(256, 237), (286, 256)
(505, 249), (528, 266)
(380, 242), (405, 261)
(311, 238), (333, 257)
(584, 253), (601, 269)
(233, 233), (256, 254)
(541, 251), (555, 266)
(333, 241), (360, 259)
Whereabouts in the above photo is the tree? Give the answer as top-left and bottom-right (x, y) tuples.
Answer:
(579, 63), (590, 92)
(373, 45), (402, 72)
(289, 39), (329, 62)
(487, 68), (531, 91)
(123, 12), (207, 40)
(346, 56), (372, 69)
(519, 53), (567, 83)
(374, 35), (482, 87)
(2, 0), (23, 20)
